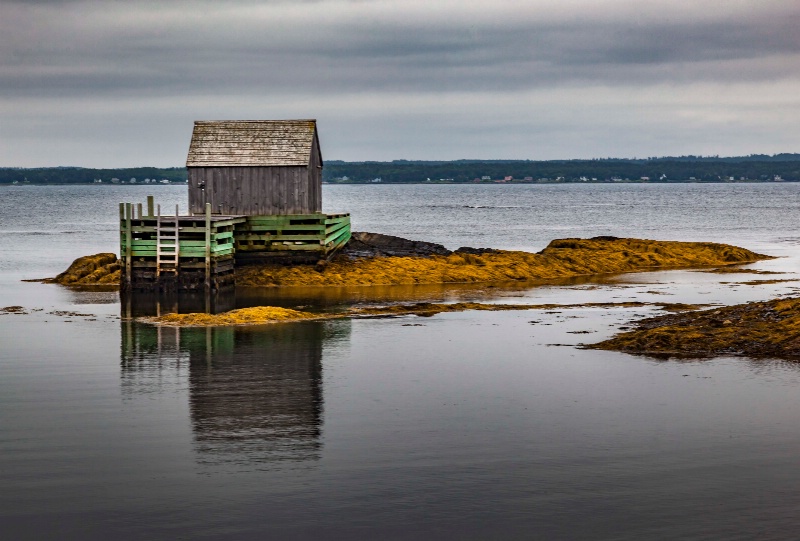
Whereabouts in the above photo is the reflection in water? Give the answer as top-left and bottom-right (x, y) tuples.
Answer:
(121, 316), (351, 468)
(121, 287), (236, 318)
(234, 273), (632, 310)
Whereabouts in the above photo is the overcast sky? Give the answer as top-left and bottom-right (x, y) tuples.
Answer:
(1, 0), (798, 167)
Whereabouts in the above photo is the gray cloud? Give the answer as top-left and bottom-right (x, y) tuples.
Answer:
(3, 0), (799, 96)
(0, 0), (798, 165)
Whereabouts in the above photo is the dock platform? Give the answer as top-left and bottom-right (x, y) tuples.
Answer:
(120, 196), (351, 290)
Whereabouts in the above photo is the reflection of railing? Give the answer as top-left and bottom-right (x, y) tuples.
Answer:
(120, 317), (352, 467)
(121, 288), (237, 319)
(120, 320), (188, 398)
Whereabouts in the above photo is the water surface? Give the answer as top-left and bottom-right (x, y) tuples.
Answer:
(2, 183), (800, 539)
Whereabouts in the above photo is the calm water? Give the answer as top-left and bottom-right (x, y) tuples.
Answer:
(3, 183), (800, 539)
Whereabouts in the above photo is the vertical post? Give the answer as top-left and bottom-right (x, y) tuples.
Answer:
(175, 204), (180, 269)
(137, 203), (142, 219)
(125, 203), (132, 288)
(147, 195), (154, 217)
(205, 203), (211, 290)
(156, 204), (161, 279)
(119, 202), (125, 265)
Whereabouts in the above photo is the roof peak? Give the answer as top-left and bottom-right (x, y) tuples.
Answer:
(186, 120), (321, 167)
(194, 119), (316, 124)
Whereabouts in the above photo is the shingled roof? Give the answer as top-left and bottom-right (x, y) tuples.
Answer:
(186, 120), (321, 167)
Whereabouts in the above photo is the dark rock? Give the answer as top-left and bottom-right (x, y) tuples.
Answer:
(454, 246), (498, 255)
(342, 232), (452, 259)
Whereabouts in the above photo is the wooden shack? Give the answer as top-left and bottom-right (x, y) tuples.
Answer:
(120, 119), (350, 290)
(186, 120), (322, 216)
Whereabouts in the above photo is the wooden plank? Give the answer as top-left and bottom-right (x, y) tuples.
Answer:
(133, 240), (229, 249)
(132, 248), (233, 257)
(236, 244), (324, 252)
(240, 218), (325, 229)
(239, 225), (325, 233)
(128, 223), (243, 234)
(325, 221), (349, 236)
(325, 225), (351, 247)
(324, 214), (351, 224)
(205, 203), (211, 289)
(236, 233), (323, 242)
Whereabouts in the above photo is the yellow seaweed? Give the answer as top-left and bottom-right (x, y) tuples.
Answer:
(48, 237), (770, 289)
(145, 306), (321, 327)
(591, 297), (800, 358)
(45, 253), (121, 285)
(236, 238), (770, 287)
(142, 300), (706, 327)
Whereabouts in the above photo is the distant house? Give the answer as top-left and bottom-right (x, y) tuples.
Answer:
(504, 176), (513, 181)
(186, 120), (323, 216)
(524, 176), (533, 182)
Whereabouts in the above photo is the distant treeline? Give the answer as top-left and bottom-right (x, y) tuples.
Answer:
(323, 154), (800, 183)
(3, 155), (800, 185)
(0, 167), (188, 185)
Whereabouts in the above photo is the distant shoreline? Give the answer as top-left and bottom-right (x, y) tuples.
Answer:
(2, 180), (798, 186)
(2, 154), (799, 184)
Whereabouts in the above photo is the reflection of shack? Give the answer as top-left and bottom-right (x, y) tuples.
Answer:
(187, 323), (325, 465)
(120, 320), (351, 466)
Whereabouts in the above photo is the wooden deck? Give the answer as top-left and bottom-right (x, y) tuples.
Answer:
(235, 212), (351, 264)
(120, 196), (351, 290)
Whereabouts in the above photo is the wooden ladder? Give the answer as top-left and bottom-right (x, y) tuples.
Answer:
(156, 205), (180, 278)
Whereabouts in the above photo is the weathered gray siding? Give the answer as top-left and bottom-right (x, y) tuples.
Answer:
(308, 131), (323, 213)
(188, 166), (321, 215)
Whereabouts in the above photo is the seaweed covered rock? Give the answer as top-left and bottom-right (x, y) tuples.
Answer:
(48, 253), (120, 286)
(45, 235), (771, 289)
(146, 306), (320, 326)
(236, 237), (770, 287)
(591, 297), (800, 358)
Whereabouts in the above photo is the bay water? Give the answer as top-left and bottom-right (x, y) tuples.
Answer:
(2, 183), (800, 539)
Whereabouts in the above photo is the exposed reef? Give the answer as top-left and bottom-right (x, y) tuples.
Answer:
(144, 300), (706, 327)
(591, 297), (800, 359)
(350, 301), (707, 318)
(143, 306), (321, 326)
(44, 234), (770, 288)
(236, 235), (770, 287)
(42, 253), (120, 286)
